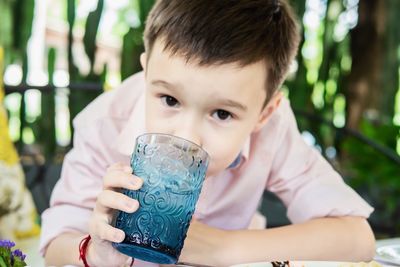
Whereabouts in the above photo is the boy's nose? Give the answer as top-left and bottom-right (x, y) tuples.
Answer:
(173, 131), (202, 148)
(173, 122), (202, 148)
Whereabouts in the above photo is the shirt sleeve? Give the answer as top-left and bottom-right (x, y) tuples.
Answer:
(266, 100), (374, 224)
(39, 122), (107, 255)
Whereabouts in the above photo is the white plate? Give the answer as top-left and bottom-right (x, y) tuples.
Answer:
(375, 244), (400, 266)
(375, 238), (400, 265)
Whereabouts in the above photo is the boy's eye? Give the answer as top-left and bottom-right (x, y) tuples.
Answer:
(161, 95), (179, 107)
(213, 109), (232, 121)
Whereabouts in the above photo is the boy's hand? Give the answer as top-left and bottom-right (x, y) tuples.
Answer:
(87, 163), (143, 267)
(178, 220), (230, 267)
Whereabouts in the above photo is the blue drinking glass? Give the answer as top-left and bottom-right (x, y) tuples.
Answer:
(112, 133), (209, 264)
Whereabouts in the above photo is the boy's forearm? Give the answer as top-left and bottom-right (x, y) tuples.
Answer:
(45, 232), (87, 266)
(222, 216), (375, 265)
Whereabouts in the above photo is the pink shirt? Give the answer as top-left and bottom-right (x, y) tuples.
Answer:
(40, 72), (373, 266)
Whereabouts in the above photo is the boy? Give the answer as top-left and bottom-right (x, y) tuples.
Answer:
(41, 0), (375, 266)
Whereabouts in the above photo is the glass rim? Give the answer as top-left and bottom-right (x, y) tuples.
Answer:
(136, 133), (210, 160)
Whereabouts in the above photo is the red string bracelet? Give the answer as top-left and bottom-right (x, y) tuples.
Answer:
(79, 235), (91, 267)
(78, 234), (135, 267)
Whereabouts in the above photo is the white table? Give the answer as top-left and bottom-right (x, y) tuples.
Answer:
(375, 238), (400, 267)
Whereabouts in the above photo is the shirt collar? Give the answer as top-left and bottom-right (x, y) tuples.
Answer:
(227, 137), (250, 169)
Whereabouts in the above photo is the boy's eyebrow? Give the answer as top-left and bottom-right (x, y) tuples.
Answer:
(218, 99), (248, 112)
(151, 80), (182, 90)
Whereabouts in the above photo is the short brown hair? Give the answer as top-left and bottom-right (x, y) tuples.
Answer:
(144, 0), (300, 102)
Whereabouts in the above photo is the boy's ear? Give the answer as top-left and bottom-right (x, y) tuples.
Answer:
(140, 53), (147, 72)
(252, 91), (283, 133)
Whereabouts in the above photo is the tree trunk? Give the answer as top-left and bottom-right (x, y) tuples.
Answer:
(288, 0), (313, 111)
(379, 0), (400, 120)
(345, 0), (385, 129)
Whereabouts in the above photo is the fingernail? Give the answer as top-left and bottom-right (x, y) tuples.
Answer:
(126, 200), (138, 210)
(115, 231), (124, 242)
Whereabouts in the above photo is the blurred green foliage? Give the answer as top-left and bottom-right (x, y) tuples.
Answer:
(0, 0), (34, 69)
(287, 0), (400, 236)
(342, 120), (400, 236)
(120, 0), (156, 80)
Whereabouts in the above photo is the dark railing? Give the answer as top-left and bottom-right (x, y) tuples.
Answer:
(5, 82), (103, 94)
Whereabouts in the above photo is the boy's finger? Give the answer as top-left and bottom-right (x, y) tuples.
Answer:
(107, 163), (131, 173)
(92, 219), (125, 243)
(95, 190), (139, 214)
(103, 170), (143, 190)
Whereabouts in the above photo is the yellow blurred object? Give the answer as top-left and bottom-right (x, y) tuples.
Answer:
(0, 47), (19, 165)
(14, 208), (41, 239)
(0, 46), (40, 239)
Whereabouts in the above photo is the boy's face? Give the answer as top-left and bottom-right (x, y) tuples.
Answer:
(141, 40), (282, 176)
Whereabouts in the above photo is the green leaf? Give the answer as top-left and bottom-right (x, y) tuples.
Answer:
(83, 0), (104, 73)
(120, 27), (144, 80)
(138, 0), (156, 24)
(0, 256), (8, 267)
(48, 47), (56, 85)
(67, 0), (79, 80)
(67, 0), (75, 25)
(12, 0), (34, 53)
(0, 1), (14, 62)
(0, 247), (11, 267)
(13, 257), (27, 267)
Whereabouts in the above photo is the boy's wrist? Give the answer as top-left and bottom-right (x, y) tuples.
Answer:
(86, 241), (104, 267)
(217, 229), (253, 266)
(79, 234), (91, 267)
(84, 236), (101, 267)
(213, 229), (240, 266)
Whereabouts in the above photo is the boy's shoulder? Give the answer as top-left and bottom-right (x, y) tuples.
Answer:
(73, 72), (145, 129)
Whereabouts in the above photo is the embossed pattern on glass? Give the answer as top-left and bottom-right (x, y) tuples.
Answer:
(112, 133), (209, 264)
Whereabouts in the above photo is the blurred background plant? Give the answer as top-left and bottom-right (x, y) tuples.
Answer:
(0, 0), (399, 237)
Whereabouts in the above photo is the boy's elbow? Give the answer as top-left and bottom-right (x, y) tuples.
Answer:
(347, 217), (376, 261)
(359, 236), (376, 262)
(362, 230), (376, 261)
